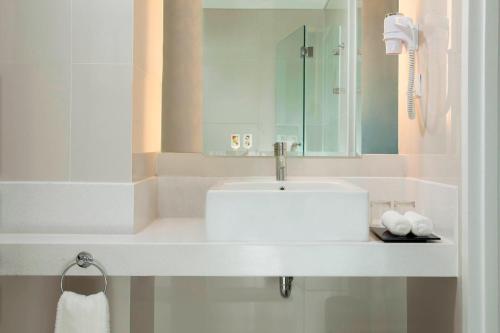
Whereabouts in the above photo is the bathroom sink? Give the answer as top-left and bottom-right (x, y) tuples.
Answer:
(205, 180), (369, 242)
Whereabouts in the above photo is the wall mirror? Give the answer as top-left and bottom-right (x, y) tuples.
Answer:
(202, 0), (398, 156)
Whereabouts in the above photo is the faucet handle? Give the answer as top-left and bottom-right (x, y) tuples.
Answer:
(274, 142), (287, 156)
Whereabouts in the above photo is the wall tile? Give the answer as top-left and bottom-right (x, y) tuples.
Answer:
(0, 63), (70, 181)
(0, 0), (71, 181)
(72, 0), (133, 64)
(158, 176), (222, 218)
(0, 0), (70, 64)
(156, 153), (406, 178)
(0, 181), (134, 233)
(71, 64), (132, 182)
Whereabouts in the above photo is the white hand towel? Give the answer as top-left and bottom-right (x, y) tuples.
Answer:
(405, 211), (434, 236)
(381, 210), (411, 236)
(55, 291), (110, 333)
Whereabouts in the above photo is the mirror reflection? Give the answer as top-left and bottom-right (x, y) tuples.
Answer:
(203, 0), (398, 156)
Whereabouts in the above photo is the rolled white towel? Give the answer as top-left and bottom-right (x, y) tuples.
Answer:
(381, 210), (411, 236)
(405, 211), (434, 236)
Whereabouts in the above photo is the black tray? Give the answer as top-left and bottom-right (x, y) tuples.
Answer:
(370, 227), (441, 243)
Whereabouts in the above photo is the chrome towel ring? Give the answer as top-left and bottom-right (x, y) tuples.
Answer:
(60, 252), (108, 294)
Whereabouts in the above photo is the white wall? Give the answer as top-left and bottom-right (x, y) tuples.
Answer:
(398, 0), (462, 184)
(0, 0), (163, 182)
(0, 0), (71, 180)
(398, 0), (463, 331)
(0, 1), (160, 331)
(0, 0), (134, 182)
(154, 277), (407, 333)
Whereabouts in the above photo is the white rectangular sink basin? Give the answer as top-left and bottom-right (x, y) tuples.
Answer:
(205, 180), (369, 242)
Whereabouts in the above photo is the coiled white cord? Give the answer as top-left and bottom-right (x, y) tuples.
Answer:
(407, 49), (416, 119)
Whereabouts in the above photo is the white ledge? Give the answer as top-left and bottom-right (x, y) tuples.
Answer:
(0, 218), (458, 277)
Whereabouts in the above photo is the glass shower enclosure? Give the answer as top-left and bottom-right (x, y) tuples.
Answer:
(275, 0), (359, 156)
(275, 26), (306, 156)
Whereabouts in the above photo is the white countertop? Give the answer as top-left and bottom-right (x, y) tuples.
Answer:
(0, 218), (458, 277)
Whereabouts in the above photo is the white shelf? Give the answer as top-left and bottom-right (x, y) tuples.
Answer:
(0, 219), (458, 277)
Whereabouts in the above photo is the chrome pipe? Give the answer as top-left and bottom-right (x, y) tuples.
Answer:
(279, 276), (293, 298)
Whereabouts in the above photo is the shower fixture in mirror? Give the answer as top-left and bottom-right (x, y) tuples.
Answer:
(202, 0), (398, 156)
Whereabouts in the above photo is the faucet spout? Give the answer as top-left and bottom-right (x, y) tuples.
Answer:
(274, 142), (287, 181)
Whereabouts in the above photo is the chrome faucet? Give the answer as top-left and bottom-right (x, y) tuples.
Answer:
(274, 142), (292, 298)
(274, 142), (287, 181)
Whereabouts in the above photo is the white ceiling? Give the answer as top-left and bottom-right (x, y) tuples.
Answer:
(203, 0), (330, 10)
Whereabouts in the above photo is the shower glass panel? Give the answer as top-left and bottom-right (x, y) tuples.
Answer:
(303, 27), (324, 155)
(275, 26), (305, 156)
(275, 1), (353, 157)
(305, 1), (350, 156)
(305, 22), (348, 156)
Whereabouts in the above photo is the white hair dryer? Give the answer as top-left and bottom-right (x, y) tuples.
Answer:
(383, 13), (419, 119)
